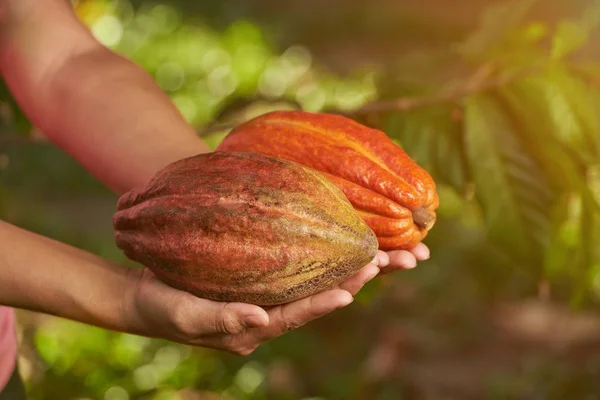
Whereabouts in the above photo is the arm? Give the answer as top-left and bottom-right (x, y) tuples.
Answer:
(0, 0), (429, 262)
(0, 0), (377, 354)
(0, 221), (137, 333)
(0, 0), (425, 354)
(0, 0), (210, 193)
(0, 219), (373, 354)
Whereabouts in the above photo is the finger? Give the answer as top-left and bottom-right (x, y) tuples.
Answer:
(170, 295), (269, 339)
(337, 263), (380, 295)
(249, 289), (353, 342)
(208, 301), (270, 335)
(137, 270), (269, 337)
(174, 296), (270, 337)
(186, 288), (357, 355)
(376, 250), (390, 268)
(409, 242), (430, 261)
(380, 250), (417, 275)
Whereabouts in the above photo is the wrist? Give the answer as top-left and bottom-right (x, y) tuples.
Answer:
(0, 221), (144, 333)
(117, 266), (149, 337)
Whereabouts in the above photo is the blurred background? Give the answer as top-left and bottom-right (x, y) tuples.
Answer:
(3, 0), (600, 398)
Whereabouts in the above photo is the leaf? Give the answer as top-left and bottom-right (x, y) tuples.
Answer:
(570, 187), (600, 305)
(581, 166), (600, 277)
(384, 106), (468, 193)
(543, 192), (582, 280)
(514, 66), (600, 163)
(496, 80), (596, 195)
(384, 111), (434, 169)
(430, 112), (470, 193)
(551, 20), (589, 60)
(463, 94), (553, 262)
(548, 66), (600, 158)
(202, 131), (229, 150)
(543, 79), (592, 160)
(455, 0), (539, 60)
(550, 0), (600, 60)
(497, 80), (600, 299)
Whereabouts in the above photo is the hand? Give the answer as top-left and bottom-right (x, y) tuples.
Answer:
(379, 242), (431, 275)
(123, 243), (428, 356)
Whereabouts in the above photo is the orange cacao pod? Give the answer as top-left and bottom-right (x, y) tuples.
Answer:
(216, 110), (439, 251)
(113, 151), (378, 306)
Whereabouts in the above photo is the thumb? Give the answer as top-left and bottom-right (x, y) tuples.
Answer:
(133, 269), (270, 338)
(200, 301), (270, 335)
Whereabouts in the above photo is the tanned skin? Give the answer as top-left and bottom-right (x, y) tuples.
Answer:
(0, 0), (430, 355)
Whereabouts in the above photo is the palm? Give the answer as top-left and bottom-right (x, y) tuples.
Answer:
(131, 243), (429, 355)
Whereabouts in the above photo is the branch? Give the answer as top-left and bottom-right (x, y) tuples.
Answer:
(193, 65), (538, 135)
(342, 63), (544, 116)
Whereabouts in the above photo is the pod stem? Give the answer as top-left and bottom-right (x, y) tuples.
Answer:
(412, 207), (436, 231)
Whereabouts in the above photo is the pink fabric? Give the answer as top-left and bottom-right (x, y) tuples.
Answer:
(0, 306), (17, 391)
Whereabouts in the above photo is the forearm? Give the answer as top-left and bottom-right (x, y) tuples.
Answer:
(0, 0), (210, 193)
(35, 48), (210, 193)
(0, 1), (208, 332)
(0, 220), (140, 332)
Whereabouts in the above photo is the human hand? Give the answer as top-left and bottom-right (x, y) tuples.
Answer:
(122, 244), (428, 356)
(121, 253), (383, 355)
(378, 243), (430, 275)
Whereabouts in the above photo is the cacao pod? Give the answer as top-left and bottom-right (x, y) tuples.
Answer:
(216, 110), (439, 251)
(113, 151), (378, 306)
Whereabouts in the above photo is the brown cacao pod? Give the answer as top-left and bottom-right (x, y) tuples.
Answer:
(216, 110), (440, 251)
(113, 151), (378, 306)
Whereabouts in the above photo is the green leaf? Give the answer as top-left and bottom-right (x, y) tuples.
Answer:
(384, 111), (435, 169)
(496, 80), (596, 195)
(550, 0), (600, 60)
(543, 192), (582, 280)
(385, 106), (468, 193)
(551, 20), (589, 60)
(570, 188), (600, 305)
(581, 166), (600, 278)
(511, 66), (600, 163)
(463, 94), (553, 262)
(430, 112), (469, 193)
(497, 79), (600, 299)
(543, 81), (592, 159)
(202, 131), (229, 150)
(455, 0), (539, 60)
(548, 66), (600, 158)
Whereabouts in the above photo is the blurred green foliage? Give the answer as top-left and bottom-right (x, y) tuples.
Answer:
(79, 0), (378, 124)
(4, 0), (600, 398)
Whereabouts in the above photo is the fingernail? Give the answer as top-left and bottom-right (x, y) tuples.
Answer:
(377, 252), (390, 267)
(338, 293), (354, 308)
(365, 265), (380, 281)
(244, 315), (267, 328)
(417, 252), (430, 261)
